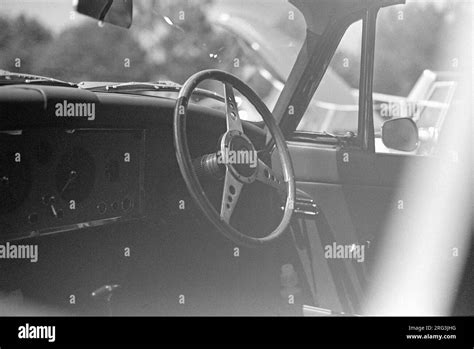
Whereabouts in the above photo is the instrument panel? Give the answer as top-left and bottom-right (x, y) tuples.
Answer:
(0, 128), (145, 241)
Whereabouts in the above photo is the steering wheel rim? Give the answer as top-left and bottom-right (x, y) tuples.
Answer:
(173, 69), (295, 247)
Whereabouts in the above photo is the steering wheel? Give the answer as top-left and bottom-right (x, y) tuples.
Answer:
(173, 69), (295, 247)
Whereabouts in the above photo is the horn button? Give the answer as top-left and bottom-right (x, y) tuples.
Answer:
(220, 130), (258, 183)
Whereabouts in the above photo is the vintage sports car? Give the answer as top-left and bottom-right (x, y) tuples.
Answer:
(0, 0), (471, 317)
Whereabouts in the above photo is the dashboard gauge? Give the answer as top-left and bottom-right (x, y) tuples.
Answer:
(0, 145), (32, 214)
(105, 158), (120, 183)
(55, 147), (96, 203)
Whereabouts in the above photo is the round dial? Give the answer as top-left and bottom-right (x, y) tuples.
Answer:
(0, 143), (32, 214)
(55, 147), (96, 203)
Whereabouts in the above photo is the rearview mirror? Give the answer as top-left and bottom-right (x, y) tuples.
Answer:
(382, 118), (419, 152)
(74, 0), (133, 29)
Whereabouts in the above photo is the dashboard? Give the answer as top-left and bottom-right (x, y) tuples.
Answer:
(0, 84), (266, 243)
(0, 128), (144, 241)
(0, 82), (289, 316)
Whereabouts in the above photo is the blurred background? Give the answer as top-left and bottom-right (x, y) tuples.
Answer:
(1, 0), (470, 144)
(0, 0), (466, 90)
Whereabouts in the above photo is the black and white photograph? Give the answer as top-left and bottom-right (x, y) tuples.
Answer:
(0, 0), (472, 346)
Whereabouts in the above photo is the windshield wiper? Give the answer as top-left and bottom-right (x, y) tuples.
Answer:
(0, 70), (77, 87)
(80, 81), (225, 103)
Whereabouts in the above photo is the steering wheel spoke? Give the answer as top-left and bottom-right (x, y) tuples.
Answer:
(220, 169), (244, 223)
(255, 159), (286, 193)
(224, 83), (243, 133)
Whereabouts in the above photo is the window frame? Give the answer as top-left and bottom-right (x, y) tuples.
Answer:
(281, 7), (381, 153)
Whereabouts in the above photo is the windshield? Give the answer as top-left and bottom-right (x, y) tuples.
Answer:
(1, 0), (463, 133)
(1, 0), (306, 122)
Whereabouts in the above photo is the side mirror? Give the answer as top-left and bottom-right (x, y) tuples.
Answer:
(74, 0), (133, 29)
(382, 117), (419, 152)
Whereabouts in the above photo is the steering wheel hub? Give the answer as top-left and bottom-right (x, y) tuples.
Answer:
(220, 130), (258, 183)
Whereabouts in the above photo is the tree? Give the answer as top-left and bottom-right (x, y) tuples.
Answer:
(0, 15), (52, 73)
(373, 3), (446, 96)
(1, 0), (244, 85)
(31, 21), (157, 82)
(132, 0), (244, 84)
(331, 2), (464, 97)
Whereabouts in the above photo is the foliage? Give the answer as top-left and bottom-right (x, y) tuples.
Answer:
(332, 2), (463, 96)
(0, 1), (465, 95)
(132, 0), (243, 83)
(31, 22), (156, 82)
(0, 15), (52, 73)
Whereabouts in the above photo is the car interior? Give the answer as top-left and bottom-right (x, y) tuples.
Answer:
(0, 0), (471, 317)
